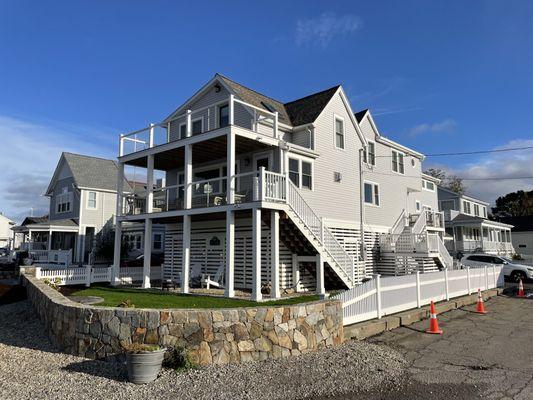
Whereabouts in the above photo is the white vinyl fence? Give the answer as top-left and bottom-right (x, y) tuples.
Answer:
(334, 265), (503, 326)
(35, 265), (163, 287)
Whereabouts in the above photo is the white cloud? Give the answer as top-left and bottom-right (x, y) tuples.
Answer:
(295, 13), (361, 48)
(408, 118), (457, 137)
(425, 139), (533, 206)
(0, 115), (117, 222)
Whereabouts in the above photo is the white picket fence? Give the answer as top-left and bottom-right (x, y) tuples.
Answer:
(333, 265), (504, 326)
(35, 265), (163, 287)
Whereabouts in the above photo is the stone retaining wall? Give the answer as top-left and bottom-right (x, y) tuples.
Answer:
(23, 275), (343, 365)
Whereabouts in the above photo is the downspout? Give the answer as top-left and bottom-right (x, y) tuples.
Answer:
(359, 148), (367, 267)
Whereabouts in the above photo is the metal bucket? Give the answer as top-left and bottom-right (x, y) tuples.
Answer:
(126, 349), (166, 384)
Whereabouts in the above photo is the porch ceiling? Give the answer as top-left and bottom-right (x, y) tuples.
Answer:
(126, 135), (272, 171)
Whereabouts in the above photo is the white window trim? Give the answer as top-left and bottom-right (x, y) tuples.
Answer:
(217, 102), (229, 128)
(391, 150), (405, 175)
(333, 114), (345, 151)
(364, 141), (376, 166)
(86, 191), (97, 209)
(178, 122), (186, 139)
(363, 180), (380, 207)
(191, 116), (204, 135)
(462, 200), (472, 215)
(422, 179), (435, 192)
(288, 154), (314, 191)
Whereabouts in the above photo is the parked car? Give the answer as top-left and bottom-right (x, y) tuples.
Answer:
(460, 253), (533, 282)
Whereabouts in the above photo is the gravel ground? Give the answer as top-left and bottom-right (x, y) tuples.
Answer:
(0, 301), (407, 400)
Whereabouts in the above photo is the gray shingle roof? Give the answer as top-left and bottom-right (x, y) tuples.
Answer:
(217, 74), (340, 127)
(63, 153), (131, 192)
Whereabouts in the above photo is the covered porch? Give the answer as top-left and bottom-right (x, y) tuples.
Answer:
(445, 215), (514, 256)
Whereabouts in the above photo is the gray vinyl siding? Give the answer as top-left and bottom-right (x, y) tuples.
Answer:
(358, 117), (426, 228)
(416, 187), (439, 212)
(168, 85), (252, 142)
(80, 189), (117, 233)
(290, 127), (314, 149)
(49, 177), (79, 221)
(295, 91), (362, 223)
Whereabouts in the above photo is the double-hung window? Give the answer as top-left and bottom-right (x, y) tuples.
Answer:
(179, 123), (187, 139)
(218, 104), (229, 128)
(392, 150), (404, 174)
(334, 117), (345, 149)
(474, 204), (480, 216)
(153, 233), (163, 250)
(288, 157), (313, 190)
(463, 200), (471, 214)
(363, 142), (376, 165)
(56, 187), (72, 213)
(192, 118), (203, 135)
(364, 182), (380, 206)
(87, 191), (97, 209)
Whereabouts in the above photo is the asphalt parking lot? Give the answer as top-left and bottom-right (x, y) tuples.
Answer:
(323, 293), (533, 399)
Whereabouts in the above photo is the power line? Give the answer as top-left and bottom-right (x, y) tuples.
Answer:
(373, 145), (533, 158)
(363, 169), (533, 181)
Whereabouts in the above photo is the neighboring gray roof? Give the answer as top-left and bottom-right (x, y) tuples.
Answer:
(450, 213), (513, 228)
(217, 74), (340, 127)
(354, 109), (368, 123)
(62, 153), (132, 192)
(20, 216), (49, 226)
(25, 218), (79, 229)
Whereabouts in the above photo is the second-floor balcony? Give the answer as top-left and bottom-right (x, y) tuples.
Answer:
(122, 168), (287, 216)
(119, 94), (282, 159)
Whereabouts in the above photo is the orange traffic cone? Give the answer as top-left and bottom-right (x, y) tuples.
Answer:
(517, 279), (526, 298)
(475, 289), (487, 314)
(426, 301), (443, 334)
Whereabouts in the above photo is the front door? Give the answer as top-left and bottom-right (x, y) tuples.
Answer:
(253, 152), (272, 171)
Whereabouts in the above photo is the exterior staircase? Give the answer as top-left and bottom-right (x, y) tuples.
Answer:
(379, 210), (453, 275)
(279, 180), (359, 289)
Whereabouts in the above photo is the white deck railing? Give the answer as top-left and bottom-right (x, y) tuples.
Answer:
(119, 95), (279, 157)
(35, 265), (163, 287)
(334, 265), (503, 325)
(30, 249), (73, 267)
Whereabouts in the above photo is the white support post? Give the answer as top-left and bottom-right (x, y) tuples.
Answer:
(149, 123), (155, 148)
(467, 266), (471, 295)
(225, 210), (235, 298)
(85, 264), (91, 287)
(111, 220), (122, 286)
(184, 144), (192, 209)
(320, 218), (325, 244)
(143, 218), (152, 289)
(444, 268), (449, 301)
(375, 274), (382, 319)
(182, 215), (191, 294)
(292, 254), (300, 292)
(116, 162), (125, 217)
(47, 230), (52, 252)
(271, 210), (280, 299)
(273, 111), (279, 138)
(252, 208), (262, 301)
(416, 271), (421, 308)
(316, 252), (326, 297)
(146, 154), (154, 214)
(229, 94), (234, 126)
(119, 134), (124, 157)
(259, 167), (266, 201)
(186, 110), (192, 138)
(227, 131), (235, 204)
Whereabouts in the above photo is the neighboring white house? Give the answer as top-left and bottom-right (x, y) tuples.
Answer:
(111, 73), (451, 299)
(498, 215), (533, 257)
(437, 186), (514, 257)
(0, 213), (16, 248)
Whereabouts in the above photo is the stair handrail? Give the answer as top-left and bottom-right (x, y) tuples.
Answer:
(411, 211), (426, 234)
(286, 180), (355, 285)
(437, 235), (453, 269)
(391, 209), (407, 235)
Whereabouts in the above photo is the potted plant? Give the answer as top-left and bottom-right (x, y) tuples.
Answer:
(123, 343), (166, 384)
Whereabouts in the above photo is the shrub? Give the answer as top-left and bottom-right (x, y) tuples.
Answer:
(118, 298), (135, 308)
(512, 253), (524, 261)
(163, 345), (197, 371)
(122, 342), (161, 353)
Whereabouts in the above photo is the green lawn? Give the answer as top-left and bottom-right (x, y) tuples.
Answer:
(68, 286), (320, 309)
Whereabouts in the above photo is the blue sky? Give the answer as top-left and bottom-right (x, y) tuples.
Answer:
(1, 0), (532, 220)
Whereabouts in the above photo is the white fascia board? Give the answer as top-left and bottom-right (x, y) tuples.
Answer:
(421, 173), (441, 184)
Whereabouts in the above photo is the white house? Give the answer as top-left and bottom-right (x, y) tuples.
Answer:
(0, 213), (16, 248)
(111, 74), (451, 299)
(498, 215), (533, 257)
(437, 187), (514, 257)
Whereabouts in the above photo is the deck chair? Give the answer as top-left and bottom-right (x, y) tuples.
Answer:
(202, 264), (225, 289)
